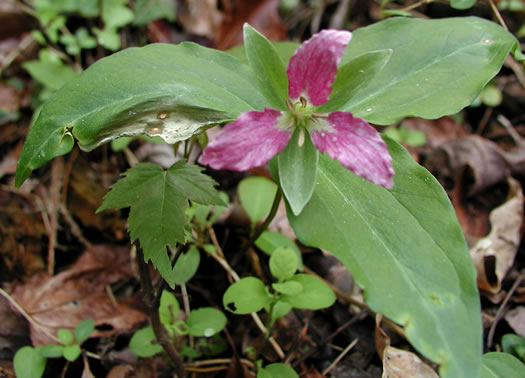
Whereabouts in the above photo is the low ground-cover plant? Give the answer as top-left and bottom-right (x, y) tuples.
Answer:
(14, 13), (525, 378)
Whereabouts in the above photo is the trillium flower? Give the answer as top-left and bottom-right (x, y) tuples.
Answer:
(199, 27), (394, 210)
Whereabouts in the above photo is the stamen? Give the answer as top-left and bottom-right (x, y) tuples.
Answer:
(298, 128), (305, 147)
(300, 96), (307, 108)
(286, 98), (294, 111)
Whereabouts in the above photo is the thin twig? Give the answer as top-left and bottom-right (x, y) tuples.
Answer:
(487, 273), (524, 348)
(400, 0), (434, 12)
(488, 0), (508, 31)
(322, 338), (359, 376)
(0, 288), (61, 343)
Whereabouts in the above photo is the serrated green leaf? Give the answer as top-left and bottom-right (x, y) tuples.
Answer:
(97, 161), (224, 285)
(129, 327), (163, 357)
(243, 24), (288, 110)
(14, 346), (47, 378)
(16, 42), (269, 187)
(481, 352), (525, 377)
(185, 307), (227, 337)
(223, 277), (272, 314)
(280, 274), (335, 310)
(286, 138), (481, 378)
(57, 329), (73, 345)
(278, 129), (318, 216)
(269, 247), (298, 281)
(238, 177), (278, 224)
(62, 344), (81, 361)
(74, 319), (94, 343)
(335, 17), (517, 125)
(172, 246), (200, 284)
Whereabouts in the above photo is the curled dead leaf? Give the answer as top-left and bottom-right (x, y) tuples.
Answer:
(470, 178), (523, 294)
(382, 346), (438, 378)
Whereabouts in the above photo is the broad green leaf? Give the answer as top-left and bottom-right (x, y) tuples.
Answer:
(223, 277), (272, 314)
(278, 129), (318, 216)
(269, 247), (298, 281)
(272, 281), (303, 296)
(97, 161), (224, 285)
(133, 0), (176, 25)
(334, 17), (517, 124)
(74, 319), (94, 343)
(14, 346), (47, 378)
(258, 363), (299, 378)
(57, 329), (73, 345)
(62, 344), (81, 361)
(238, 177), (278, 224)
(450, 0), (476, 9)
(185, 307), (227, 337)
(172, 246), (200, 284)
(319, 49), (392, 112)
(158, 290), (180, 335)
(129, 327), (163, 357)
(39, 344), (64, 358)
(286, 138), (481, 378)
(255, 231), (303, 270)
(244, 24), (288, 109)
(16, 42), (269, 187)
(280, 274), (335, 310)
(481, 352), (525, 377)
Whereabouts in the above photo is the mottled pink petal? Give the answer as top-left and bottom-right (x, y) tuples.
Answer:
(287, 30), (351, 106)
(199, 109), (292, 171)
(310, 112), (394, 188)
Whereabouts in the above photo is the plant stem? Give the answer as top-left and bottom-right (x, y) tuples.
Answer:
(245, 188), (282, 252)
(135, 244), (185, 377)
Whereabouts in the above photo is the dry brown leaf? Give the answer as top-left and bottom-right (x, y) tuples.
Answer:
(178, 0), (223, 41)
(217, 0), (285, 50)
(470, 177), (523, 294)
(505, 306), (525, 337)
(10, 245), (147, 345)
(382, 346), (438, 378)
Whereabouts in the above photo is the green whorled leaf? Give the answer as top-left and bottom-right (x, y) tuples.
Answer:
(450, 0), (477, 10)
(238, 176), (278, 224)
(159, 290), (180, 335)
(335, 17), (517, 124)
(39, 344), (64, 358)
(272, 281), (303, 296)
(279, 274), (335, 310)
(243, 24), (288, 110)
(62, 344), (81, 362)
(269, 247), (298, 282)
(97, 161), (224, 285)
(255, 231), (303, 270)
(258, 363), (299, 378)
(318, 49), (392, 113)
(270, 300), (292, 321)
(74, 319), (94, 343)
(172, 246), (200, 284)
(278, 129), (318, 216)
(129, 327), (163, 357)
(57, 329), (74, 345)
(14, 346), (47, 378)
(286, 138), (481, 378)
(16, 42), (270, 187)
(185, 308), (227, 337)
(223, 277), (272, 314)
(481, 352), (525, 377)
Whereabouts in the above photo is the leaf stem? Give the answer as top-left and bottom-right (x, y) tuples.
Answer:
(135, 244), (185, 377)
(245, 188), (282, 251)
(487, 0), (508, 31)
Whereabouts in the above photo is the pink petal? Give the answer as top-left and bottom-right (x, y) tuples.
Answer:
(310, 112), (394, 188)
(287, 30), (352, 106)
(199, 109), (292, 171)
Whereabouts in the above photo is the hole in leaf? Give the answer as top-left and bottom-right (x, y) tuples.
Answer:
(226, 302), (237, 312)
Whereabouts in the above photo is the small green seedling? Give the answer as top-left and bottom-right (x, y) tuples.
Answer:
(384, 126), (426, 147)
(129, 290), (227, 358)
(223, 247), (336, 326)
(14, 319), (95, 378)
(257, 362), (299, 378)
(501, 334), (525, 362)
